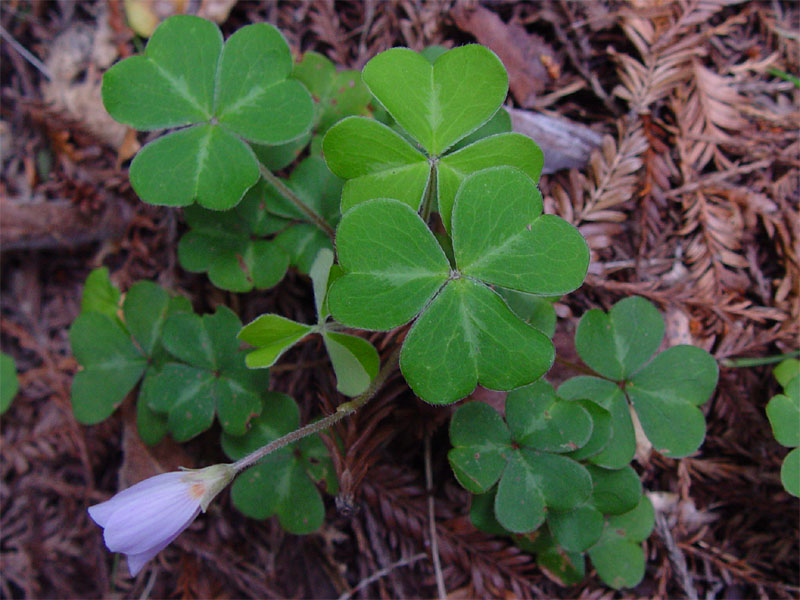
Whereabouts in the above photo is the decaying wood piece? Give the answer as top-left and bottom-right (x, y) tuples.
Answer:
(0, 196), (132, 251)
(508, 107), (604, 174)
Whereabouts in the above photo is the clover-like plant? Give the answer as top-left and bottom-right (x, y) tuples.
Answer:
(469, 468), (655, 589)
(70, 268), (193, 443)
(448, 386), (594, 532)
(221, 392), (337, 534)
(446, 299), (715, 589)
(564, 296), (719, 459)
(766, 358), (800, 496)
(69, 270), (272, 444)
(239, 249), (379, 397)
(327, 166), (588, 404)
(177, 154), (346, 292)
(103, 16), (314, 209)
(177, 198), (290, 293)
(145, 306), (270, 441)
(323, 45), (543, 231)
(79, 19), (722, 591)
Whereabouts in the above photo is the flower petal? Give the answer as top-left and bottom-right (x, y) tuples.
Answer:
(88, 472), (187, 527)
(103, 485), (201, 554)
(125, 529), (182, 576)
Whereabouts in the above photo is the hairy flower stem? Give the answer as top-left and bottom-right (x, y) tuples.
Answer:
(720, 350), (800, 368)
(232, 347), (401, 474)
(256, 162), (336, 241)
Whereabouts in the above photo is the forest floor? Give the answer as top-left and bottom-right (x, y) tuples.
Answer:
(1, 1), (798, 598)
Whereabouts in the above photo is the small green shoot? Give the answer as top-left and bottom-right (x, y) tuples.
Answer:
(239, 249), (379, 397)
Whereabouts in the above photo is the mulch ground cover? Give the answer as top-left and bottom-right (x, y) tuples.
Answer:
(1, 1), (798, 598)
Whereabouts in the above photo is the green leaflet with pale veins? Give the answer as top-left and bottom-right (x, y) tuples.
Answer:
(361, 46), (508, 155)
(438, 133), (543, 233)
(401, 279), (554, 404)
(130, 123), (259, 210)
(328, 199), (450, 330)
(453, 167), (588, 296)
(240, 249), (380, 397)
(323, 117), (430, 211)
(574, 296), (665, 381)
(103, 16), (314, 209)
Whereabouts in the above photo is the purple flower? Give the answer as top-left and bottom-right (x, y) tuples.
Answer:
(88, 464), (235, 576)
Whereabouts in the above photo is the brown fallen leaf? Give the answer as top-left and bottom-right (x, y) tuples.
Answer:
(452, 5), (558, 107)
(116, 126), (141, 167)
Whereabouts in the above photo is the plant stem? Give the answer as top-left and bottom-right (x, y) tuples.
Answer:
(419, 159), (438, 223)
(554, 355), (604, 378)
(232, 347), (401, 474)
(720, 350), (800, 368)
(257, 162), (335, 241)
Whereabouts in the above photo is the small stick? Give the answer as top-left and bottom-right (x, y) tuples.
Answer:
(0, 24), (52, 80)
(654, 511), (697, 600)
(425, 434), (447, 600)
(337, 553), (427, 600)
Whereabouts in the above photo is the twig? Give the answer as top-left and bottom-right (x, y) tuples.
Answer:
(337, 553), (427, 600)
(232, 347), (401, 473)
(425, 435), (447, 600)
(256, 162), (336, 241)
(138, 568), (158, 600)
(664, 159), (773, 199)
(0, 24), (52, 80)
(654, 511), (697, 600)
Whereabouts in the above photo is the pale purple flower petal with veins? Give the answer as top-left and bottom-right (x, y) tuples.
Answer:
(88, 465), (234, 576)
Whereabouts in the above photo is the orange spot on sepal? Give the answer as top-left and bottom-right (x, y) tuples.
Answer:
(189, 483), (207, 499)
